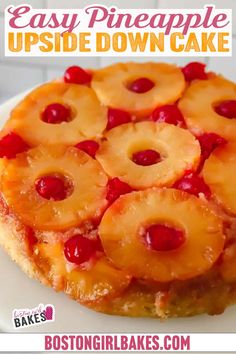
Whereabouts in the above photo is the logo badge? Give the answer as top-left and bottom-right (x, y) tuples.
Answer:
(12, 303), (55, 329)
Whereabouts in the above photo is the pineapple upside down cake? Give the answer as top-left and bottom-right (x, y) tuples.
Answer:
(0, 61), (236, 318)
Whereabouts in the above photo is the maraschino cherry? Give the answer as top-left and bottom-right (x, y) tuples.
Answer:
(0, 132), (29, 159)
(174, 171), (211, 199)
(64, 235), (101, 265)
(151, 104), (185, 126)
(107, 108), (132, 130)
(214, 100), (236, 119)
(106, 177), (133, 203)
(182, 62), (207, 82)
(198, 133), (226, 164)
(145, 224), (185, 252)
(132, 149), (161, 166)
(42, 103), (71, 124)
(75, 140), (99, 159)
(35, 175), (67, 201)
(64, 66), (92, 85)
(128, 78), (155, 93)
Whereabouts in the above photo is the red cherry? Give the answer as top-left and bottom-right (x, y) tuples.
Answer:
(173, 171), (211, 199)
(107, 108), (132, 130)
(132, 149), (161, 166)
(64, 235), (100, 264)
(106, 177), (133, 203)
(35, 175), (67, 201)
(182, 62), (207, 82)
(151, 105), (185, 126)
(64, 66), (91, 84)
(0, 133), (29, 159)
(198, 133), (226, 162)
(42, 103), (71, 124)
(75, 140), (99, 159)
(145, 224), (185, 252)
(128, 78), (155, 93)
(214, 100), (236, 119)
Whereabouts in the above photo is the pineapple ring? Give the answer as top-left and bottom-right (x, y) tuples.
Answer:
(99, 188), (225, 282)
(6, 82), (107, 146)
(203, 142), (236, 215)
(1, 145), (108, 231)
(91, 63), (185, 117)
(178, 77), (236, 140)
(36, 243), (131, 303)
(96, 121), (201, 189)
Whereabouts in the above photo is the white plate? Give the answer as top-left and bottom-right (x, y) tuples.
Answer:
(0, 92), (236, 338)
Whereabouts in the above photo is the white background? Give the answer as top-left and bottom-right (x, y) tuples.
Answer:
(0, 0), (235, 103)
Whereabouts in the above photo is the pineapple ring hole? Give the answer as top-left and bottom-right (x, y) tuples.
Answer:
(41, 103), (76, 124)
(35, 173), (74, 201)
(125, 77), (155, 94)
(128, 141), (166, 166)
(213, 100), (236, 119)
(132, 149), (162, 166)
(141, 223), (186, 252)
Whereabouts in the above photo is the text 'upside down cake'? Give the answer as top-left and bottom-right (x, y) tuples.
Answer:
(1, 61), (236, 318)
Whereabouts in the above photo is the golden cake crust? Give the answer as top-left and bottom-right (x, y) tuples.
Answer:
(0, 206), (49, 287)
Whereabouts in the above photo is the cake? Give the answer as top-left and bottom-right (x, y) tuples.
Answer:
(0, 61), (236, 318)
